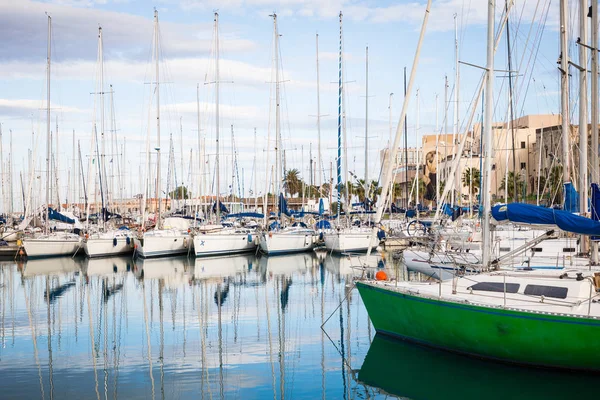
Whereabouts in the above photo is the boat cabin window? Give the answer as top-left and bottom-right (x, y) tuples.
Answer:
(467, 282), (520, 293)
(524, 284), (568, 299)
(499, 247), (511, 252)
(531, 247), (543, 252)
(562, 248), (575, 253)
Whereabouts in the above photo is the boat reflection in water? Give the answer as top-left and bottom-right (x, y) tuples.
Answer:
(358, 334), (597, 400)
(0, 251), (417, 399)
(19, 256), (82, 278)
(82, 256), (132, 277)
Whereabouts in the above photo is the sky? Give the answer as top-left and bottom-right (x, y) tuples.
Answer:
(0, 0), (580, 210)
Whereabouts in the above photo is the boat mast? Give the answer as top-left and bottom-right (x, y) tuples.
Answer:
(591, 1), (599, 263)
(578, 0), (588, 254)
(404, 68), (409, 208)
(452, 14), (459, 207)
(154, 10), (162, 229)
(336, 12), (343, 221)
(215, 12), (221, 222)
(505, 0), (517, 202)
(481, 0), (495, 268)
(45, 15), (51, 235)
(196, 82), (202, 225)
(367, 0), (432, 257)
(0, 124), (4, 215)
(559, 0), (570, 186)
(273, 14), (282, 212)
(316, 33), (323, 194)
(388, 92), (394, 214)
(416, 89), (420, 211)
(364, 46), (369, 196)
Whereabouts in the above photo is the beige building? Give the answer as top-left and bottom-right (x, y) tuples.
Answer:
(381, 114), (562, 207)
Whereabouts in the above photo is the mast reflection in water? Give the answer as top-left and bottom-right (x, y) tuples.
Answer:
(1, 252), (591, 399)
(0, 252), (375, 399)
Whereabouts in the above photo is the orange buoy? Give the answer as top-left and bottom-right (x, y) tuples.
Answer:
(375, 270), (388, 281)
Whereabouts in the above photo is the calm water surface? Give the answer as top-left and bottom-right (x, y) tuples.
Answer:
(0, 252), (595, 399)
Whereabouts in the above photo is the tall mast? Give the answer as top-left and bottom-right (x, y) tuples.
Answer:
(452, 14), (460, 207)
(99, 27), (106, 217)
(403, 67), (408, 207)
(253, 127), (257, 210)
(215, 12), (221, 222)
(416, 89), (420, 209)
(505, 0), (517, 202)
(336, 12), (343, 221)
(45, 15), (51, 234)
(443, 75), (448, 196)
(578, 0), (588, 244)
(196, 83), (203, 224)
(482, 0), (495, 268)
(0, 124), (4, 215)
(273, 14), (281, 200)
(591, 0), (599, 263)
(316, 33), (322, 192)
(9, 129), (12, 216)
(154, 9), (162, 228)
(367, 0), (432, 257)
(559, 0), (570, 185)
(364, 45), (369, 194)
(180, 116), (184, 207)
(435, 93), (439, 205)
(388, 92), (393, 213)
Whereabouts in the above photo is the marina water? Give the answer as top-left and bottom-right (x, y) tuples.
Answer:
(0, 253), (596, 399)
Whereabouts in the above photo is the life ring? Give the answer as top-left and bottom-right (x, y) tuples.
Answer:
(308, 217), (316, 225)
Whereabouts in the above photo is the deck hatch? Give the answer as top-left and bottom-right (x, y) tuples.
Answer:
(524, 284), (568, 299)
(467, 282), (520, 293)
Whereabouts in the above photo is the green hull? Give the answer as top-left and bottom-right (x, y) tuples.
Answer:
(357, 281), (600, 371)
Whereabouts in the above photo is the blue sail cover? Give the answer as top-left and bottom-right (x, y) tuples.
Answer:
(591, 183), (600, 222)
(211, 202), (229, 214)
(492, 203), (600, 236)
(226, 212), (264, 219)
(563, 182), (579, 213)
(278, 193), (291, 217)
(318, 198), (325, 215)
(48, 208), (75, 224)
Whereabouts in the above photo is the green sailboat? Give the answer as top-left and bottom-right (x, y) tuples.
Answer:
(359, 0), (600, 372)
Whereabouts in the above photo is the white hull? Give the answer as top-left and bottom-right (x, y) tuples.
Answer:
(22, 235), (82, 258)
(259, 230), (316, 255)
(324, 230), (379, 253)
(0, 230), (19, 242)
(133, 230), (190, 258)
(84, 236), (134, 258)
(193, 230), (256, 257)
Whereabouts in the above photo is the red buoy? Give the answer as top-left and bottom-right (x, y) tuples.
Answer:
(375, 270), (388, 281)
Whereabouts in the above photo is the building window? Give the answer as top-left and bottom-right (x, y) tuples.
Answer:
(520, 162), (526, 169)
(520, 141), (526, 149)
(492, 164), (496, 170)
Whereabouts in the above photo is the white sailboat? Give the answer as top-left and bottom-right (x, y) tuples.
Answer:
(324, 14), (378, 254)
(192, 13), (258, 257)
(134, 10), (190, 258)
(22, 16), (82, 258)
(83, 27), (133, 258)
(258, 14), (317, 255)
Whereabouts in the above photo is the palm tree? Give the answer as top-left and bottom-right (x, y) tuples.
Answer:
(462, 168), (481, 196)
(283, 168), (302, 197)
(498, 171), (524, 201)
(410, 177), (426, 205)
